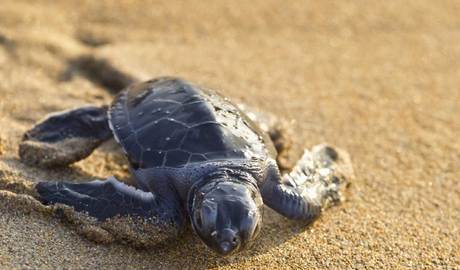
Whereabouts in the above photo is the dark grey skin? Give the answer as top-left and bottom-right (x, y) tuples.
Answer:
(19, 77), (349, 255)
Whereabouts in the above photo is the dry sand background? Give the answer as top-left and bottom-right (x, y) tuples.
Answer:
(0, 0), (459, 269)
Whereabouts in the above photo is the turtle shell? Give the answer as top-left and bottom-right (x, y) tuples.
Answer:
(108, 77), (274, 169)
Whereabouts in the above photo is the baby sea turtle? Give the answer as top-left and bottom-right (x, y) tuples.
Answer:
(19, 77), (352, 255)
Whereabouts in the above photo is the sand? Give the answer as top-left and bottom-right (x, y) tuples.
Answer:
(0, 0), (459, 269)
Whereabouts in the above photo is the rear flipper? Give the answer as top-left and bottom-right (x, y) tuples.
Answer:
(261, 144), (353, 221)
(19, 106), (112, 167)
(36, 177), (184, 247)
(237, 103), (294, 171)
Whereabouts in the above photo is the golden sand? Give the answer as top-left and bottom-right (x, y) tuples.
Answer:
(0, 0), (459, 269)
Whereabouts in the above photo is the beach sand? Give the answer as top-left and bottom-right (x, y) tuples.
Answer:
(0, 0), (459, 269)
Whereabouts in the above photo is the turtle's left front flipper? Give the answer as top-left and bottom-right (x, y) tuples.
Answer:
(261, 144), (353, 221)
(19, 106), (112, 167)
(36, 177), (184, 246)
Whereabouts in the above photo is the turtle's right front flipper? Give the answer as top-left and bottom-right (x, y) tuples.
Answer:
(19, 106), (112, 167)
(36, 177), (184, 246)
(261, 144), (353, 221)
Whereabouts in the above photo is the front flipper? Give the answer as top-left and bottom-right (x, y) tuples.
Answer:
(36, 177), (184, 246)
(19, 106), (112, 167)
(261, 144), (353, 221)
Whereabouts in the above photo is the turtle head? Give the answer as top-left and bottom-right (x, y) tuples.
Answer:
(190, 180), (263, 256)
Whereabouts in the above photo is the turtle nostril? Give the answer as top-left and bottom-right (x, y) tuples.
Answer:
(232, 237), (238, 244)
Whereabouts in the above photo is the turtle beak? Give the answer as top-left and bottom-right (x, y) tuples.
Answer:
(216, 228), (240, 255)
(218, 241), (234, 255)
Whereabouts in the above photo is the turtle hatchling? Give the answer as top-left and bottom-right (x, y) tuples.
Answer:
(19, 77), (352, 255)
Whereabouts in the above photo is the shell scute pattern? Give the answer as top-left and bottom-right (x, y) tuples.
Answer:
(109, 78), (268, 170)
(142, 150), (166, 167)
(136, 120), (188, 150)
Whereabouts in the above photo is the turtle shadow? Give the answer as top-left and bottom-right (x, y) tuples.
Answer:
(97, 139), (125, 155)
(0, 32), (17, 56)
(59, 54), (137, 94)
